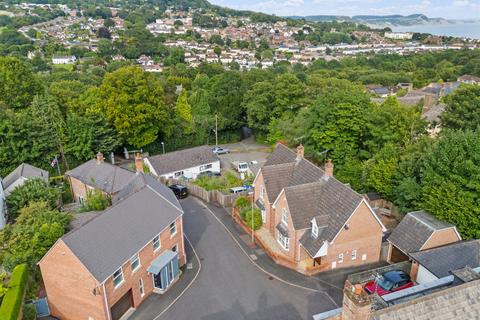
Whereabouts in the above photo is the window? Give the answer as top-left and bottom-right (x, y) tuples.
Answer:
(172, 244), (178, 252)
(277, 232), (290, 251)
(112, 268), (124, 288)
(170, 222), (177, 236)
(351, 250), (357, 261)
(152, 235), (161, 251)
(312, 222), (318, 238)
(174, 171), (184, 177)
(78, 196), (85, 205)
(362, 254), (367, 261)
(139, 278), (144, 297)
(200, 164), (212, 171)
(338, 253), (344, 264)
(260, 186), (265, 199)
(281, 208), (288, 225)
(130, 254), (140, 272)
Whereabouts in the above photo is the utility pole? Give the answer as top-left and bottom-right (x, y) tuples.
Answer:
(161, 141), (165, 154)
(215, 114), (218, 146)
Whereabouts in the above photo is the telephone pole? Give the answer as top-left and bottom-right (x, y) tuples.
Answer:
(215, 114), (218, 146)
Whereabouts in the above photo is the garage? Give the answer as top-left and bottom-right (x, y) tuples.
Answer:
(111, 290), (133, 320)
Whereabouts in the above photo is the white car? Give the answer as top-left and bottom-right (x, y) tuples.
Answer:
(212, 147), (230, 155)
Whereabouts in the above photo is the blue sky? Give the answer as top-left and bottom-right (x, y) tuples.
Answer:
(209, 0), (480, 19)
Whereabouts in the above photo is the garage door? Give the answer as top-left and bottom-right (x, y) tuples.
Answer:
(111, 290), (133, 320)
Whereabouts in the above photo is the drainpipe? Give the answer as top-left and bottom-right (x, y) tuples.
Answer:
(102, 283), (111, 320)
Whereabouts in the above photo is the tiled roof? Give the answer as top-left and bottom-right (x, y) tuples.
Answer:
(146, 145), (219, 176)
(3, 163), (49, 190)
(263, 143), (297, 166)
(372, 278), (480, 320)
(66, 159), (135, 194)
(387, 211), (456, 254)
(410, 240), (480, 278)
(62, 173), (182, 283)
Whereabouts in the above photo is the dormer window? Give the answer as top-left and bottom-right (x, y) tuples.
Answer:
(312, 221), (318, 238)
(281, 208), (288, 225)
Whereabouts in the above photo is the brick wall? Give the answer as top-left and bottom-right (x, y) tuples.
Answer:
(69, 176), (91, 203)
(422, 228), (461, 250)
(272, 190), (300, 263)
(253, 172), (274, 234)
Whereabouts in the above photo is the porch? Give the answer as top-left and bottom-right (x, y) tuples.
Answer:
(147, 250), (180, 294)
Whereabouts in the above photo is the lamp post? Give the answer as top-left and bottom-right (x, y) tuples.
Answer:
(161, 141), (165, 154)
(249, 189), (254, 245)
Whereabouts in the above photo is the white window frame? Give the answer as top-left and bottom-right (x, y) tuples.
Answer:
(170, 222), (177, 237)
(130, 254), (141, 272)
(200, 164), (212, 171)
(281, 208), (288, 226)
(174, 171), (184, 177)
(260, 186), (265, 199)
(277, 231), (290, 251)
(139, 278), (145, 297)
(312, 223), (318, 238)
(351, 250), (357, 261)
(112, 268), (124, 288)
(152, 235), (161, 251)
(338, 253), (344, 264)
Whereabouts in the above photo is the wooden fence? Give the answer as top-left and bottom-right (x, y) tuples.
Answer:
(163, 178), (247, 207)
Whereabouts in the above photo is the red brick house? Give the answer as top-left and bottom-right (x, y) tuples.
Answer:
(66, 152), (137, 204)
(252, 143), (386, 274)
(38, 173), (186, 320)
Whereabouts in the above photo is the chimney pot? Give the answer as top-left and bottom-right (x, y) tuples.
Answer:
(325, 159), (334, 177)
(135, 152), (144, 173)
(296, 144), (304, 159)
(96, 152), (104, 164)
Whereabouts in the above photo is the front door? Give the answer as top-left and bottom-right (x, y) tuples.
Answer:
(154, 271), (163, 289)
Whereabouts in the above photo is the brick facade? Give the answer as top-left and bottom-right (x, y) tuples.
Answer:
(421, 228), (461, 250)
(39, 216), (186, 320)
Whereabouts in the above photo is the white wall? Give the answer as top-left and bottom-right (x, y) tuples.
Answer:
(146, 160), (221, 180)
(416, 265), (438, 284)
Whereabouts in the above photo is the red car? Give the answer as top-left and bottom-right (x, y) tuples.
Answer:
(364, 270), (414, 296)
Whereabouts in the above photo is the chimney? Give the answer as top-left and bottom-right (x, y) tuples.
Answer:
(341, 281), (373, 320)
(135, 153), (144, 174)
(324, 159), (334, 177)
(96, 152), (104, 164)
(296, 144), (304, 159)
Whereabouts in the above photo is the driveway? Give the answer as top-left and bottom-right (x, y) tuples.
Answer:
(131, 197), (337, 320)
(215, 137), (272, 171)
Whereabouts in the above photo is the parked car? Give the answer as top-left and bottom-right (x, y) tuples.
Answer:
(197, 170), (221, 178)
(169, 184), (188, 199)
(229, 185), (252, 194)
(364, 270), (414, 296)
(212, 147), (230, 155)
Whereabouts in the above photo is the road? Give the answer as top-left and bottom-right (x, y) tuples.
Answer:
(134, 197), (337, 320)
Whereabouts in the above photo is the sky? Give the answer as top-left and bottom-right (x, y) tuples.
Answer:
(208, 0), (480, 20)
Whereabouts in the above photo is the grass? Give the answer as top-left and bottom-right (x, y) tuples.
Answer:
(194, 170), (252, 192)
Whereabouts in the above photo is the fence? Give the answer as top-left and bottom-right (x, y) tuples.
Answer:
(347, 261), (412, 285)
(164, 178), (247, 207)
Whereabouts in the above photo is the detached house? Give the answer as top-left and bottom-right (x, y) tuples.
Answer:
(39, 173), (186, 320)
(253, 144), (385, 274)
(3, 163), (49, 196)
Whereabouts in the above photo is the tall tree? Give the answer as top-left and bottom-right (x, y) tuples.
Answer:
(441, 85), (480, 131)
(175, 89), (194, 134)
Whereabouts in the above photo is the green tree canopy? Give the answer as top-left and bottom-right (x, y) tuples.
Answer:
(442, 85), (480, 131)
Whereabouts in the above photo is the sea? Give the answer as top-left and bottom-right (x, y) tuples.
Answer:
(392, 22), (480, 39)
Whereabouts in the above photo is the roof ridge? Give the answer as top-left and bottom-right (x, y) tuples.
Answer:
(409, 211), (449, 230)
(145, 184), (183, 213)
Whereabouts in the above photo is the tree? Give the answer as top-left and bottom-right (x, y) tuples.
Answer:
(79, 189), (110, 212)
(0, 202), (70, 271)
(96, 27), (111, 39)
(91, 66), (172, 148)
(175, 89), (194, 134)
(0, 57), (42, 109)
(442, 85), (480, 131)
(6, 179), (59, 220)
(245, 208), (262, 231)
(213, 45), (221, 57)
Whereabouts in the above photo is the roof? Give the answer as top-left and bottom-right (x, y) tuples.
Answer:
(3, 163), (49, 190)
(387, 211), (457, 254)
(458, 74), (480, 82)
(372, 277), (480, 320)
(61, 173), (182, 283)
(422, 103), (446, 122)
(410, 240), (480, 278)
(147, 250), (177, 274)
(147, 146), (219, 176)
(66, 159), (136, 194)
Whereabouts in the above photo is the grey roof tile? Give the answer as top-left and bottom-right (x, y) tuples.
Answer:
(3, 163), (49, 189)
(146, 145), (219, 176)
(410, 240), (480, 278)
(387, 211), (456, 254)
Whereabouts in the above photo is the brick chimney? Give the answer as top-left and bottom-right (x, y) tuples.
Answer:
(96, 152), (104, 164)
(135, 153), (144, 173)
(341, 280), (373, 320)
(324, 159), (334, 177)
(296, 144), (304, 158)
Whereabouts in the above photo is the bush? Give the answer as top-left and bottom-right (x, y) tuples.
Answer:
(79, 189), (110, 212)
(235, 196), (249, 210)
(0, 264), (28, 320)
(245, 208), (262, 231)
(194, 171), (244, 192)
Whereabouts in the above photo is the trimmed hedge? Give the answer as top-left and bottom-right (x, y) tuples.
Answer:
(0, 264), (28, 320)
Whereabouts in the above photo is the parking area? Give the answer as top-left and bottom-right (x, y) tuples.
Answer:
(215, 138), (272, 172)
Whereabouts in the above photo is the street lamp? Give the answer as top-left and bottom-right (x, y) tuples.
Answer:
(161, 142), (165, 154)
(248, 189), (254, 245)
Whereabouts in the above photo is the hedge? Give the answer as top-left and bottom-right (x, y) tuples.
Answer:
(0, 264), (28, 320)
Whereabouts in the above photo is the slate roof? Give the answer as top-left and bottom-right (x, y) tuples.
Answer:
(3, 163), (49, 190)
(263, 143), (297, 166)
(66, 159), (135, 194)
(410, 240), (480, 278)
(62, 173), (182, 283)
(387, 211), (457, 255)
(372, 278), (480, 320)
(146, 145), (219, 176)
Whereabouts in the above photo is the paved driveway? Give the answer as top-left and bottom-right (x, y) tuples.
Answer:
(132, 197), (336, 320)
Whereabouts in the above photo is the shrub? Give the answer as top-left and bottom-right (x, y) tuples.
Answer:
(0, 264), (28, 320)
(245, 208), (262, 231)
(235, 196), (249, 210)
(79, 189), (110, 212)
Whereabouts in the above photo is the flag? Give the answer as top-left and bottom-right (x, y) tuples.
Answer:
(50, 157), (57, 168)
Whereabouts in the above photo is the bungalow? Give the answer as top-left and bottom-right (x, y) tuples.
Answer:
(457, 74), (480, 85)
(52, 55), (77, 64)
(3, 163), (49, 196)
(66, 152), (136, 204)
(252, 144), (385, 274)
(39, 173), (186, 320)
(387, 211), (461, 263)
(144, 146), (220, 180)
